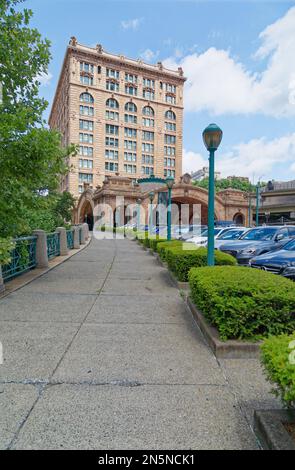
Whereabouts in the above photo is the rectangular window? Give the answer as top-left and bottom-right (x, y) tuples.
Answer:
(79, 146), (93, 157)
(80, 62), (94, 73)
(142, 131), (154, 141)
(80, 75), (93, 86)
(125, 73), (137, 84)
(165, 83), (176, 93)
(164, 146), (176, 156)
(106, 80), (119, 92)
(124, 164), (137, 174)
(105, 149), (118, 160)
(105, 161), (118, 172)
(143, 89), (155, 100)
(105, 110), (119, 121)
(142, 118), (154, 127)
(142, 154), (154, 165)
(165, 122), (176, 131)
(124, 127), (137, 138)
(165, 134), (176, 144)
(124, 114), (137, 124)
(79, 173), (93, 183)
(124, 152), (137, 162)
(106, 124), (119, 135)
(79, 159), (93, 169)
(164, 169), (175, 178)
(142, 143), (154, 153)
(79, 133), (93, 144)
(80, 105), (94, 116)
(143, 78), (155, 88)
(106, 68), (119, 79)
(165, 95), (176, 104)
(141, 166), (154, 175)
(164, 158), (175, 168)
(125, 85), (137, 96)
(124, 140), (137, 151)
(79, 120), (94, 131)
(105, 137), (119, 147)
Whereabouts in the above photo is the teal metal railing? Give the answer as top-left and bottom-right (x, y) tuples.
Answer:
(46, 232), (60, 259)
(66, 229), (74, 249)
(2, 236), (37, 282)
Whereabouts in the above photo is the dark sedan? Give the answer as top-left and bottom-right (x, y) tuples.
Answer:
(219, 226), (295, 265)
(250, 238), (295, 279)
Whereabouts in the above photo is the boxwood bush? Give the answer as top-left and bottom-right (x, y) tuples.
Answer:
(166, 246), (236, 282)
(149, 237), (167, 251)
(189, 266), (295, 341)
(156, 240), (184, 261)
(261, 333), (295, 408)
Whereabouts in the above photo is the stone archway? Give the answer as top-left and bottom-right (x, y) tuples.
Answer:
(233, 212), (245, 226)
(77, 189), (94, 230)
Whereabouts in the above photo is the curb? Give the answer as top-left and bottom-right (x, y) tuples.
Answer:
(254, 409), (295, 450)
(186, 296), (261, 359)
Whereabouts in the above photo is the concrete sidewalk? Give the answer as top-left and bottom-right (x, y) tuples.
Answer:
(0, 237), (280, 449)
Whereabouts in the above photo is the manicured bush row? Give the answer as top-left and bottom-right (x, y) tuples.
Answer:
(261, 333), (295, 408)
(189, 266), (295, 341)
(156, 240), (184, 261)
(166, 246), (236, 282)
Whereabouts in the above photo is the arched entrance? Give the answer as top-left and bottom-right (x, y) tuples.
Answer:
(80, 201), (94, 230)
(233, 212), (244, 225)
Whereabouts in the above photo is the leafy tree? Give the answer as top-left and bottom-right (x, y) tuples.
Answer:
(0, 1), (76, 262)
(194, 176), (256, 193)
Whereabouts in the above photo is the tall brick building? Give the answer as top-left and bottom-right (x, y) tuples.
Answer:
(49, 38), (186, 198)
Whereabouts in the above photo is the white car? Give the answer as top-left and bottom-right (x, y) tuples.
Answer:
(186, 227), (239, 246)
(214, 227), (249, 249)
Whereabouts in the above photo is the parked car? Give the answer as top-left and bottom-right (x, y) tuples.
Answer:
(250, 237), (295, 279)
(185, 227), (235, 246)
(214, 227), (249, 249)
(179, 225), (207, 240)
(219, 226), (295, 265)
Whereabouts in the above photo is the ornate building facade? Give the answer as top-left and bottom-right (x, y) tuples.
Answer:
(49, 38), (186, 198)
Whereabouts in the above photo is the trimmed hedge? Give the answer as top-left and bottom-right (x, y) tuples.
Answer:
(166, 246), (236, 282)
(189, 266), (295, 341)
(261, 333), (295, 408)
(156, 240), (184, 261)
(149, 237), (168, 251)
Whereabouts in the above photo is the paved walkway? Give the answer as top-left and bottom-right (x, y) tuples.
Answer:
(0, 237), (280, 449)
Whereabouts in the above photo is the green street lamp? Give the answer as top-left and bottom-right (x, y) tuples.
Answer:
(165, 176), (174, 241)
(148, 191), (155, 233)
(255, 182), (260, 227)
(202, 123), (223, 266)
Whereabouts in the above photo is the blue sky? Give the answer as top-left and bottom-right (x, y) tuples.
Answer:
(26, 0), (295, 182)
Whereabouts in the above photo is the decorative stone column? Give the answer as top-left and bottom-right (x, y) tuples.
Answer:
(56, 227), (69, 256)
(0, 266), (5, 294)
(32, 230), (49, 268)
(83, 223), (89, 240)
(73, 226), (80, 249)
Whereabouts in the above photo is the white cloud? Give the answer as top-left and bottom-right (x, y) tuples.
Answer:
(121, 18), (143, 31)
(140, 48), (159, 62)
(163, 6), (295, 117)
(184, 133), (295, 181)
(37, 71), (53, 87)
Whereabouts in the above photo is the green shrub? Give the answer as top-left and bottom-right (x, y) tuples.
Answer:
(189, 266), (295, 341)
(261, 333), (295, 408)
(149, 237), (167, 251)
(166, 246), (236, 282)
(156, 240), (183, 261)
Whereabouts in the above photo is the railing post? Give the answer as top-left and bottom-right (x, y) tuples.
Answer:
(73, 226), (80, 249)
(56, 227), (69, 256)
(0, 266), (5, 293)
(83, 223), (89, 240)
(32, 230), (49, 268)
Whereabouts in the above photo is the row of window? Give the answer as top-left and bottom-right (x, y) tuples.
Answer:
(79, 157), (175, 171)
(79, 135), (175, 155)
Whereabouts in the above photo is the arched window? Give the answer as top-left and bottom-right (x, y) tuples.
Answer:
(125, 102), (137, 113)
(165, 110), (176, 120)
(106, 98), (119, 109)
(80, 92), (94, 103)
(142, 106), (154, 116)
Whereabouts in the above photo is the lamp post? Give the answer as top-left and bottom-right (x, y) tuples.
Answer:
(202, 123), (223, 266)
(148, 191), (154, 234)
(256, 182), (260, 227)
(165, 176), (174, 241)
(136, 198), (142, 232)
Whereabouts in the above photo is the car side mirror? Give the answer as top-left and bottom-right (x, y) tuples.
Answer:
(276, 233), (284, 242)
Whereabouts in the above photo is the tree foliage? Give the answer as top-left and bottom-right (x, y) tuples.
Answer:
(0, 0), (76, 250)
(193, 176), (255, 193)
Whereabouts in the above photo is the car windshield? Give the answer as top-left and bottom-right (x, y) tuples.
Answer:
(240, 228), (277, 241)
(200, 228), (222, 238)
(217, 229), (245, 240)
(283, 238), (295, 251)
